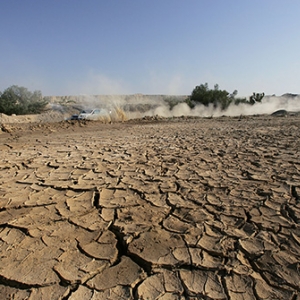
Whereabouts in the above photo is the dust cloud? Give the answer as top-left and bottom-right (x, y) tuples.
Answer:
(131, 94), (300, 118)
(47, 94), (300, 120)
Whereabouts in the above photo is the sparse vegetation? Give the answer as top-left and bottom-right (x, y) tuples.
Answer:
(164, 96), (183, 110)
(186, 83), (237, 110)
(249, 92), (265, 104)
(58, 96), (76, 105)
(233, 92), (265, 106)
(233, 98), (249, 105)
(0, 85), (48, 115)
(186, 83), (265, 110)
(0, 84), (266, 122)
(111, 106), (128, 122)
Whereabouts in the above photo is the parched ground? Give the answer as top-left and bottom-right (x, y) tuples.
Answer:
(0, 116), (299, 299)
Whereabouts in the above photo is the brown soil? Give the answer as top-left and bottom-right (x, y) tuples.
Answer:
(0, 115), (299, 299)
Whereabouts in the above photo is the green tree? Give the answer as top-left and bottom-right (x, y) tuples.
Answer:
(234, 92), (265, 106)
(0, 85), (48, 115)
(188, 83), (237, 110)
(249, 92), (265, 104)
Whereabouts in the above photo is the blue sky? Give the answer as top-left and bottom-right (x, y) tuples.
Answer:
(1, 0), (299, 97)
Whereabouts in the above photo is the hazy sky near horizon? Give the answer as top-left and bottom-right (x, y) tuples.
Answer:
(1, 0), (299, 97)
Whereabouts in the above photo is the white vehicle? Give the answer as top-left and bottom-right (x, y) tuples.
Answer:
(78, 108), (110, 120)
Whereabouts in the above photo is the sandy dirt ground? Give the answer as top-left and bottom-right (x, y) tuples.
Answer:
(0, 116), (299, 299)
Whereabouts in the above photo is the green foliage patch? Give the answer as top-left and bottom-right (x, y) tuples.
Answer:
(0, 85), (48, 115)
(186, 83), (264, 110)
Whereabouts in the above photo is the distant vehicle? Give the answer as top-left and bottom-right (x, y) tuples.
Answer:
(69, 114), (79, 120)
(271, 109), (287, 117)
(78, 108), (110, 120)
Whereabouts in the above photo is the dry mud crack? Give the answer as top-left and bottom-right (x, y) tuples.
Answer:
(0, 116), (300, 299)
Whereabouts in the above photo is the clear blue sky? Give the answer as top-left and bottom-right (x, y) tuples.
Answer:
(1, 0), (299, 96)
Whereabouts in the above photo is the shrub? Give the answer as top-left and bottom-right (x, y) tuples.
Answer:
(0, 85), (48, 115)
(164, 97), (183, 110)
(188, 83), (237, 110)
(187, 83), (265, 109)
(249, 92), (265, 104)
(234, 93), (265, 105)
(233, 97), (248, 105)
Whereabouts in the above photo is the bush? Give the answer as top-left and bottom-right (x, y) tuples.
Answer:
(0, 85), (48, 115)
(233, 97), (248, 105)
(164, 96), (183, 110)
(234, 93), (265, 106)
(187, 83), (265, 110)
(187, 83), (237, 110)
(249, 92), (265, 104)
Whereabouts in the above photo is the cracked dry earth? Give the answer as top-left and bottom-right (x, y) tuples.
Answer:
(0, 116), (300, 300)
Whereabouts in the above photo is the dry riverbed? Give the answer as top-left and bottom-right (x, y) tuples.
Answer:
(0, 116), (299, 299)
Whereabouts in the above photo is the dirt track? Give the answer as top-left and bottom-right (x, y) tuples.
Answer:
(0, 116), (300, 299)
